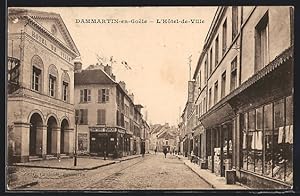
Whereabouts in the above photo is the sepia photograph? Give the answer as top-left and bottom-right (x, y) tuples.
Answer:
(6, 5), (294, 191)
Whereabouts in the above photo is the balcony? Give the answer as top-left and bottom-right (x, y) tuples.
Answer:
(8, 57), (20, 94)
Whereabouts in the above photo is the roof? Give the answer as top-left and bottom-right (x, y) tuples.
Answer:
(157, 130), (176, 140)
(75, 69), (116, 85)
(8, 8), (80, 57)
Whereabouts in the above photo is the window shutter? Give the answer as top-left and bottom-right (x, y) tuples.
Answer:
(80, 90), (83, 102)
(87, 89), (91, 101)
(101, 109), (106, 124)
(83, 109), (88, 124)
(106, 89), (109, 102)
(97, 109), (101, 124)
(98, 89), (101, 102)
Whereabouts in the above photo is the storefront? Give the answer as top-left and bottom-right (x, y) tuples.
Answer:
(89, 127), (126, 158)
(201, 102), (235, 177)
(230, 46), (293, 188)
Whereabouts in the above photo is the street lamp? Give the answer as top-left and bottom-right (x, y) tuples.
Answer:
(191, 130), (195, 154)
(74, 110), (80, 166)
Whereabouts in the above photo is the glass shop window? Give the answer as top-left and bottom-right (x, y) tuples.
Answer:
(273, 99), (285, 181)
(241, 112), (248, 170)
(255, 107), (263, 174)
(285, 95), (293, 185)
(263, 103), (273, 177)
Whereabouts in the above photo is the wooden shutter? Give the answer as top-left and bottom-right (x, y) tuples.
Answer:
(98, 89), (101, 103)
(101, 109), (106, 124)
(87, 89), (91, 101)
(80, 90), (83, 102)
(106, 89), (109, 102)
(83, 109), (88, 124)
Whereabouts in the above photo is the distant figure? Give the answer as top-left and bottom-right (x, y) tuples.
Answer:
(163, 148), (168, 158)
(141, 146), (145, 157)
(154, 147), (157, 154)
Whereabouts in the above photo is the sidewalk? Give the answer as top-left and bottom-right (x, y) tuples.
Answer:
(177, 155), (248, 190)
(13, 154), (143, 171)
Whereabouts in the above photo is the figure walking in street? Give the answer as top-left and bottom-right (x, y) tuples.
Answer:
(141, 146), (145, 157)
(163, 147), (168, 158)
(154, 147), (157, 154)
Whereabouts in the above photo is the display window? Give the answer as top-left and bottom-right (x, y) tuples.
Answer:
(240, 95), (293, 185)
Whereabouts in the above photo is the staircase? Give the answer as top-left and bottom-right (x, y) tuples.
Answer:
(29, 155), (43, 162)
(59, 154), (70, 159)
(45, 154), (57, 160)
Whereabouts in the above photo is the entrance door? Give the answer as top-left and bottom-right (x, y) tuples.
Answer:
(29, 125), (37, 155)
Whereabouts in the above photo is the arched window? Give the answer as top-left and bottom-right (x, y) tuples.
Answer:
(61, 72), (70, 102)
(31, 55), (44, 92)
(48, 64), (58, 98)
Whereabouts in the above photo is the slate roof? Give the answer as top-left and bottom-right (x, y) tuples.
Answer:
(75, 69), (115, 85)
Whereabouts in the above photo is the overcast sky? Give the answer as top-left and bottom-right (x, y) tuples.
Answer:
(23, 7), (217, 126)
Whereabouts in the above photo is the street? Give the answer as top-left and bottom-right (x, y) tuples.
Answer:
(14, 154), (212, 190)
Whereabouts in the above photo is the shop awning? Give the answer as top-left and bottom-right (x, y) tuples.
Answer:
(200, 103), (235, 128)
(199, 46), (293, 128)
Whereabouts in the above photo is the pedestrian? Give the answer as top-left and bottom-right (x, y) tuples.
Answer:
(154, 147), (157, 154)
(163, 147), (168, 158)
(141, 146), (145, 157)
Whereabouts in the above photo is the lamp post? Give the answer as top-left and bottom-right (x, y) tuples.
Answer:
(74, 110), (80, 166)
(191, 130), (195, 154)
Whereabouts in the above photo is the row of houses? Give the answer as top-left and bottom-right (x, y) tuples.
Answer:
(178, 6), (293, 189)
(7, 8), (150, 163)
(149, 123), (179, 153)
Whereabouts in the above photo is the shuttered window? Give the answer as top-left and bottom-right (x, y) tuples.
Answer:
(98, 88), (110, 103)
(80, 89), (91, 103)
(97, 109), (106, 125)
(76, 109), (88, 125)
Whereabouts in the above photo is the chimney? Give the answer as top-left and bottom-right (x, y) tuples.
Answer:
(129, 93), (134, 102)
(104, 64), (112, 76)
(111, 74), (116, 81)
(119, 81), (126, 91)
(74, 57), (82, 73)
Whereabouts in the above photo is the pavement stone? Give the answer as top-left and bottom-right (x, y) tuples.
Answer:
(177, 155), (248, 190)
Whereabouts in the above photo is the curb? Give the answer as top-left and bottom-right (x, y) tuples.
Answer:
(13, 155), (143, 171)
(9, 180), (39, 190)
(177, 156), (215, 189)
(13, 161), (116, 171)
(183, 161), (215, 189)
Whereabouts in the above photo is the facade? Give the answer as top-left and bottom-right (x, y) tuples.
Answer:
(181, 6), (293, 189)
(7, 8), (80, 162)
(142, 119), (151, 153)
(74, 64), (146, 158)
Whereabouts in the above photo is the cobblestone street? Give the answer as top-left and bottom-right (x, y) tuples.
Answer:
(10, 154), (212, 190)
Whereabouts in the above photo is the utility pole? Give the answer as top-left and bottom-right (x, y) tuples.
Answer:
(188, 55), (192, 81)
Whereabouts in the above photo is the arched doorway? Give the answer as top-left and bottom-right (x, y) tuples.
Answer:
(47, 116), (58, 154)
(29, 113), (43, 156)
(61, 119), (69, 154)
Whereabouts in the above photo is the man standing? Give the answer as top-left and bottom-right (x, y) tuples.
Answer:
(163, 147), (168, 158)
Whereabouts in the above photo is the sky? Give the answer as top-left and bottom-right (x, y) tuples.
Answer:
(23, 7), (217, 126)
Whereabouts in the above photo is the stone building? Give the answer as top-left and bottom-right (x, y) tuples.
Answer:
(74, 63), (145, 158)
(7, 8), (80, 162)
(182, 6), (293, 188)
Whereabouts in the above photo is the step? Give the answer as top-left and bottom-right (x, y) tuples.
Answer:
(59, 154), (70, 159)
(29, 156), (43, 162)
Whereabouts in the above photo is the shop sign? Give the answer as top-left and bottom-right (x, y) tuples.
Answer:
(110, 137), (115, 141)
(91, 127), (106, 132)
(98, 132), (108, 136)
(106, 127), (116, 132)
(91, 137), (96, 141)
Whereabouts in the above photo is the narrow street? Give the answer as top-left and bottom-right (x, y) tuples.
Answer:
(18, 154), (212, 190)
